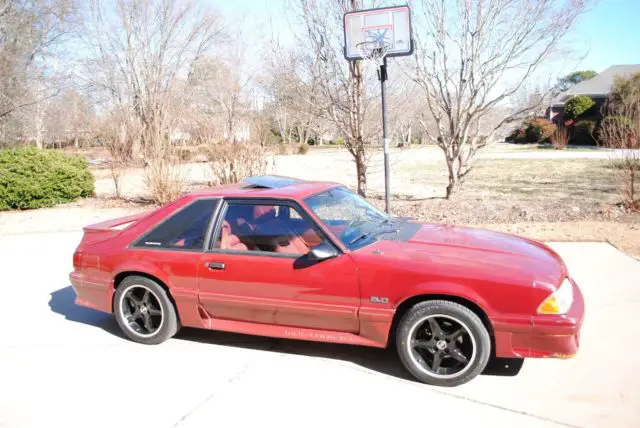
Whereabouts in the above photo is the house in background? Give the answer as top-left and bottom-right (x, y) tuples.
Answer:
(548, 64), (640, 123)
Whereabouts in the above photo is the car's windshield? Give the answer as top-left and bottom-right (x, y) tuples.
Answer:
(304, 187), (388, 249)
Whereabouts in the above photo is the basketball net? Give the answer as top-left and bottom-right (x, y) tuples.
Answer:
(356, 40), (391, 68)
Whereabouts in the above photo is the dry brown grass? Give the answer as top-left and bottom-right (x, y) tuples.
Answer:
(368, 157), (639, 258)
(375, 158), (624, 223)
(476, 221), (640, 260)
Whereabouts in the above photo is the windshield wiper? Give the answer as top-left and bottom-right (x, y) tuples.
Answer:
(348, 218), (395, 245)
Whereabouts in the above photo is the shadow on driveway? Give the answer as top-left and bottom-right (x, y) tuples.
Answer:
(49, 285), (123, 337)
(49, 285), (522, 381)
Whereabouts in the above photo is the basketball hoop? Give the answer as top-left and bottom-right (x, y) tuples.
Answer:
(344, 5), (414, 214)
(356, 40), (391, 67)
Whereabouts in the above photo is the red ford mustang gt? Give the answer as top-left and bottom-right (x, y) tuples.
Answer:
(70, 176), (584, 386)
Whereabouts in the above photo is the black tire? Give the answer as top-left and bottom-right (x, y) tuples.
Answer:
(113, 276), (180, 345)
(396, 300), (491, 387)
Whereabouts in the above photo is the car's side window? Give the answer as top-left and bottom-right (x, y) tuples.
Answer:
(134, 199), (219, 250)
(214, 202), (324, 256)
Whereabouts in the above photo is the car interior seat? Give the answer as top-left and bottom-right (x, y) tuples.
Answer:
(225, 205), (257, 250)
(218, 220), (248, 251)
(252, 205), (309, 254)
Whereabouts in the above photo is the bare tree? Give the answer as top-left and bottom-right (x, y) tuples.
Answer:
(82, 0), (223, 203)
(188, 53), (252, 144)
(410, 0), (588, 198)
(600, 75), (640, 211)
(54, 90), (96, 148)
(82, 0), (223, 157)
(249, 104), (274, 147)
(294, 0), (377, 196)
(0, 0), (75, 123)
(101, 111), (139, 198)
(263, 48), (323, 148)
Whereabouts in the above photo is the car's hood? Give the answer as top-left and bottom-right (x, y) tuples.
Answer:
(389, 223), (567, 285)
(406, 224), (552, 258)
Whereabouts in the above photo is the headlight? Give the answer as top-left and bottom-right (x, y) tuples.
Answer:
(537, 278), (574, 315)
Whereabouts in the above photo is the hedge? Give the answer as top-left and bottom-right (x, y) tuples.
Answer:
(0, 147), (95, 210)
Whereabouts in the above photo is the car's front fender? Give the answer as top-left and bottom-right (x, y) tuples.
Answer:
(396, 281), (495, 316)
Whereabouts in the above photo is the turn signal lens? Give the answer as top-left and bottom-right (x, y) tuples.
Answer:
(537, 278), (574, 315)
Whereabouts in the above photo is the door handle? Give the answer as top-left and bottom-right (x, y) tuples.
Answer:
(207, 262), (226, 271)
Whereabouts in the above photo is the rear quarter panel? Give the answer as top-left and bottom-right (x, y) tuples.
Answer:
(73, 196), (200, 308)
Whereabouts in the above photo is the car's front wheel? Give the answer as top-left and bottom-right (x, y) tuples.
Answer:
(396, 300), (491, 387)
(113, 276), (180, 345)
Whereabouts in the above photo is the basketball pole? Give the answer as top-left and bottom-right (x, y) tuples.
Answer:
(378, 56), (390, 214)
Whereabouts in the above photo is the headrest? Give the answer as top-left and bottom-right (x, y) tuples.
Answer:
(253, 205), (276, 222)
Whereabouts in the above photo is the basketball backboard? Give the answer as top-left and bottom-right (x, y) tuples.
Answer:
(343, 5), (413, 61)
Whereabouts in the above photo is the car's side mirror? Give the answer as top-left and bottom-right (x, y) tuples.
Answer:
(308, 242), (339, 261)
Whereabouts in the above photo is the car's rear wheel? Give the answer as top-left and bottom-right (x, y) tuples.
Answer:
(396, 300), (491, 387)
(113, 276), (180, 345)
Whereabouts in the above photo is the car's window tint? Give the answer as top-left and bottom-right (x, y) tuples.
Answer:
(215, 203), (323, 255)
(135, 199), (219, 250)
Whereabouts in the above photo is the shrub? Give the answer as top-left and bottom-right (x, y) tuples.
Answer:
(277, 144), (292, 155)
(144, 155), (184, 205)
(506, 126), (527, 143)
(205, 142), (272, 185)
(573, 120), (597, 145)
(176, 147), (195, 162)
(0, 147), (95, 210)
(550, 126), (569, 150)
(564, 95), (595, 120)
(600, 116), (635, 144)
(525, 118), (556, 143)
(297, 143), (310, 154)
(609, 73), (640, 109)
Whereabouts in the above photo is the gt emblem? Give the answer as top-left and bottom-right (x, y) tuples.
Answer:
(370, 296), (389, 304)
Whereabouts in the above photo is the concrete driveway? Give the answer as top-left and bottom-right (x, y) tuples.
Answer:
(0, 232), (638, 428)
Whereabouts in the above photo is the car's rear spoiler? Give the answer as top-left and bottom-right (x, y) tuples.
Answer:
(83, 212), (151, 232)
(79, 210), (156, 248)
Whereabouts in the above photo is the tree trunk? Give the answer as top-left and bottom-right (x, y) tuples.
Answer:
(444, 156), (460, 199)
(355, 147), (367, 197)
(111, 167), (122, 199)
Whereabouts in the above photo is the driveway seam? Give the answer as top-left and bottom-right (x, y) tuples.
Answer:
(430, 389), (584, 428)
(171, 363), (251, 427)
(171, 340), (279, 427)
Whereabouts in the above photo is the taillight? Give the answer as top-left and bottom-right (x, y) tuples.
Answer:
(73, 250), (82, 269)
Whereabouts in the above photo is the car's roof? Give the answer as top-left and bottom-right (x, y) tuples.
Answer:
(186, 176), (342, 201)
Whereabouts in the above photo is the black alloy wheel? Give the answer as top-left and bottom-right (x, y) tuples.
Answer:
(121, 285), (163, 337)
(396, 300), (491, 387)
(113, 276), (180, 345)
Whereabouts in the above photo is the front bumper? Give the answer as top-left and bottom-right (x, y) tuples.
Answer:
(494, 278), (584, 359)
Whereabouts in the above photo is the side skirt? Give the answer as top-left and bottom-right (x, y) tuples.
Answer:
(194, 304), (387, 348)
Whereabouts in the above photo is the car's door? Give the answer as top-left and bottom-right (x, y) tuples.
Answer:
(198, 199), (360, 333)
